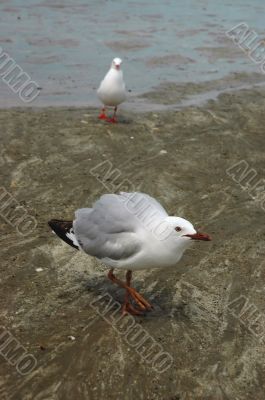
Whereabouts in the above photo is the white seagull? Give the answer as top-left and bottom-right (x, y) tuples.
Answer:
(97, 57), (126, 123)
(48, 192), (211, 315)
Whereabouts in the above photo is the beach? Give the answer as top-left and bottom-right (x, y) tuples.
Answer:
(1, 81), (265, 399)
(1, 0), (265, 399)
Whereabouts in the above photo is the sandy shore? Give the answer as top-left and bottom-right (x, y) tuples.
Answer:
(1, 84), (265, 400)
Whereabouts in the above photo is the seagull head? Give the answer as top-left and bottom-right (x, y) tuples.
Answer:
(111, 57), (123, 71)
(165, 216), (211, 245)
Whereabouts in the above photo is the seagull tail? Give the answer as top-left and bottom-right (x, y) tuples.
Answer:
(48, 219), (79, 250)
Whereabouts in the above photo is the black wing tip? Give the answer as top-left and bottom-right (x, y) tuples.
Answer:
(48, 219), (57, 229)
(48, 219), (79, 250)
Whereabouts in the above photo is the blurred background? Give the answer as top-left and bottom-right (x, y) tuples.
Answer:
(0, 0), (264, 107)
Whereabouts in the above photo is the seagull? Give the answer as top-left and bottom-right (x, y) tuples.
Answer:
(48, 192), (211, 315)
(97, 57), (126, 123)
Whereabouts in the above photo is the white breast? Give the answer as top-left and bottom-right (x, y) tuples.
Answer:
(97, 69), (126, 107)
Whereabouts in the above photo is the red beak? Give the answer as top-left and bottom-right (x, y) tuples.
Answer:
(115, 65), (120, 70)
(184, 232), (211, 241)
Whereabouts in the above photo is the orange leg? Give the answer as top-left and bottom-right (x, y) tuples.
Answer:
(107, 106), (118, 123)
(122, 271), (144, 316)
(98, 107), (107, 120)
(107, 269), (152, 315)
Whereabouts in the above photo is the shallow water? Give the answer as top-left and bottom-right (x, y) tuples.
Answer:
(0, 0), (264, 107)
(1, 3), (265, 400)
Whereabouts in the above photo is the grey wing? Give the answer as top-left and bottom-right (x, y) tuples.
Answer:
(119, 192), (168, 218)
(73, 194), (141, 261)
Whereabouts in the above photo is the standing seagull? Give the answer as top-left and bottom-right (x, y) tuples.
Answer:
(97, 57), (126, 123)
(48, 192), (211, 315)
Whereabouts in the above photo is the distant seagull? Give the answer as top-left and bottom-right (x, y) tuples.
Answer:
(48, 192), (211, 315)
(97, 57), (126, 123)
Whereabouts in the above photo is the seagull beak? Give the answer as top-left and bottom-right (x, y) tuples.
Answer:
(115, 64), (120, 70)
(184, 232), (211, 241)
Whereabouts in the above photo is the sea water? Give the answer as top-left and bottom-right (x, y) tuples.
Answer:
(0, 0), (264, 107)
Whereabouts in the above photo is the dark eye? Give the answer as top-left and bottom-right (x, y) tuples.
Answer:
(175, 226), (182, 232)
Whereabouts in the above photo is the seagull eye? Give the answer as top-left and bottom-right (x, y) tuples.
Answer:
(175, 226), (182, 232)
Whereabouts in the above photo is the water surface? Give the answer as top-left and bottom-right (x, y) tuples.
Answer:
(0, 0), (264, 107)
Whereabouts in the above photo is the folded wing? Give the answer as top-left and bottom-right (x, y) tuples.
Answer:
(73, 192), (168, 262)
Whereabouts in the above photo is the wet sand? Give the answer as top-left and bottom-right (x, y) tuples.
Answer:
(1, 83), (265, 400)
(1, 0), (264, 108)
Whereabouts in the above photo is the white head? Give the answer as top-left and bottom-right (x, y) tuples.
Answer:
(111, 57), (122, 71)
(163, 216), (211, 254)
